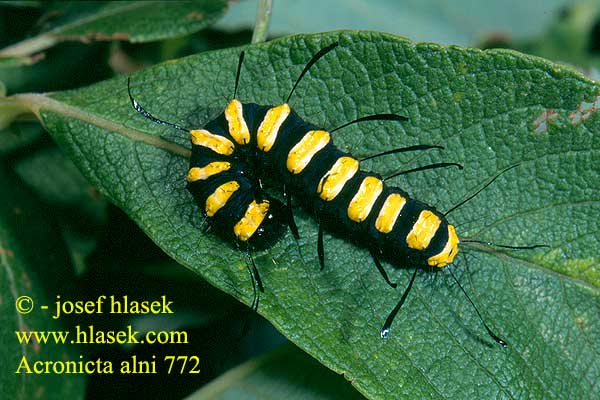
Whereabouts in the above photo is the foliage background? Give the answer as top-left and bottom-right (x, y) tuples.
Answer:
(1, 1), (599, 399)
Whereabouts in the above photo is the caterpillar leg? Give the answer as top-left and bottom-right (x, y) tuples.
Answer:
(283, 188), (308, 269)
(243, 258), (259, 312)
(369, 249), (397, 288)
(380, 268), (418, 338)
(241, 249), (264, 313)
(247, 250), (264, 294)
(447, 268), (507, 347)
(283, 185), (299, 240)
(240, 251), (259, 336)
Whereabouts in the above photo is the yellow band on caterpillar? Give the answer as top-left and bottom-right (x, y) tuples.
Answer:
(205, 181), (240, 217)
(233, 200), (270, 241)
(257, 104), (290, 152)
(347, 177), (383, 222)
(191, 129), (235, 155)
(225, 99), (251, 145)
(406, 210), (441, 250)
(287, 130), (330, 174)
(187, 162), (231, 182)
(317, 157), (360, 201)
(375, 193), (407, 233)
(427, 225), (459, 268)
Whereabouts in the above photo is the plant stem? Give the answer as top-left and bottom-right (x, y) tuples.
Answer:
(251, 0), (272, 44)
(0, 34), (56, 58)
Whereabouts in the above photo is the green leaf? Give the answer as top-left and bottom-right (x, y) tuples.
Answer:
(0, 41), (113, 95)
(0, 167), (85, 399)
(0, 0), (229, 59)
(15, 147), (105, 223)
(14, 147), (107, 273)
(0, 123), (44, 155)
(3, 31), (599, 399)
(189, 344), (365, 400)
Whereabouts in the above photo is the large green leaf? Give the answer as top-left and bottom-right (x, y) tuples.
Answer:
(14, 147), (107, 274)
(0, 167), (85, 399)
(2, 31), (598, 399)
(0, 0), (229, 61)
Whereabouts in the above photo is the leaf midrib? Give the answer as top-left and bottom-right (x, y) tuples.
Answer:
(464, 242), (599, 293)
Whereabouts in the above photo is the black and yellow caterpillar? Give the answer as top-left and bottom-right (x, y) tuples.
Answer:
(185, 43), (457, 268)
(186, 96), (458, 268)
(129, 42), (513, 344)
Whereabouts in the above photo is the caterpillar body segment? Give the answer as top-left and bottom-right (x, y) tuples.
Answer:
(186, 134), (288, 251)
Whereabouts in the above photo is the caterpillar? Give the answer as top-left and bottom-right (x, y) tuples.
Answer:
(128, 41), (542, 345)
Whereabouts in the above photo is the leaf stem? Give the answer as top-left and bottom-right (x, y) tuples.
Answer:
(0, 95), (39, 129)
